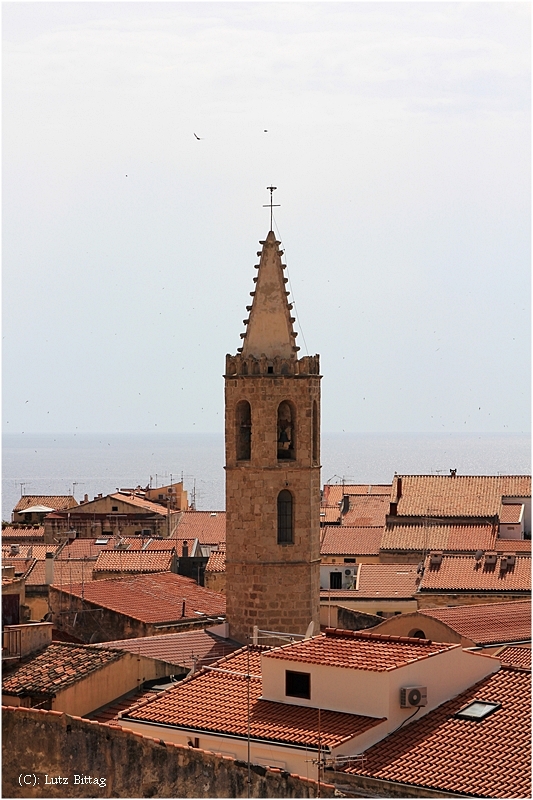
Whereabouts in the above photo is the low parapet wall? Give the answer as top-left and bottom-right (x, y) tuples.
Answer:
(2, 706), (336, 798)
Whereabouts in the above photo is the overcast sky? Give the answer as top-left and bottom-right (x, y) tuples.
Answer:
(3, 2), (530, 435)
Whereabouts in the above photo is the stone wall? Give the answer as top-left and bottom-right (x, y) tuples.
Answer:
(2, 706), (336, 798)
(336, 606), (382, 632)
(416, 592), (530, 609)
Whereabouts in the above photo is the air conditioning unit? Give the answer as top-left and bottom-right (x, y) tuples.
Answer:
(344, 568), (355, 576)
(400, 686), (427, 708)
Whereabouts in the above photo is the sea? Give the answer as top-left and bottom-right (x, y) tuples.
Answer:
(2, 432), (531, 522)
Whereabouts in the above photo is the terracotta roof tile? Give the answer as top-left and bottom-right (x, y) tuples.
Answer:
(494, 539), (531, 553)
(25, 559), (96, 587)
(13, 496), (78, 513)
(206, 549), (226, 573)
(320, 506), (341, 524)
(341, 496), (390, 527)
(499, 504), (524, 524)
(321, 564), (419, 601)
(392, 475), (531, 518)
(2, 642), (123, 699)
(265, 629), (456, 672)
(322, 485), (392, 506)
(320, 526), (382, 556)
(381, 522), (496, 553)
(52, 572), (225, 624)
(93, 549), (173, 574)
(99, 629), (240, 670)
(108, 493), (174, 516)
(496, 646), (531, 669)
(2, 557), (36, 577)
(342, 666), (531, 799)
(57, 538), (115, 559)
(418, 554), (531, 593)
(124, 648), (383, 749)
(174, 511), (226, 545)
(419, 601), (531, 646)
(1, 526), (44, 542)
(1, 544), (59, 560)
(86, 687), (161, 724)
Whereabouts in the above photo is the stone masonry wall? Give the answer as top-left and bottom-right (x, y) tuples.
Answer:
(225, 372), (321, 644)
(2, 706), (336, 799)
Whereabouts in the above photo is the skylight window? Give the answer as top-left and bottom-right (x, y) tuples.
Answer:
(95, 538), (109, 544)
(455, 701), (501, 721)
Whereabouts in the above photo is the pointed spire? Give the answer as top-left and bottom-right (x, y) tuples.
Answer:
(240, 231), (298, 360)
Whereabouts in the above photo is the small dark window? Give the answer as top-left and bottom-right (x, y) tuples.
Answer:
(236, 400), (252, 460)
(277, 401), (295, 460)
(277, 490), (293, 544)
(286, 670), (310, 699)
(376, 611), (384, 617)
(330, 571), (342, 589)
(267, 365), (274, 374)
(344, 558), (356, 563)
(411, 629), (426, 639)
(111, 506), (118, 512)
(158, 494), (164, 500)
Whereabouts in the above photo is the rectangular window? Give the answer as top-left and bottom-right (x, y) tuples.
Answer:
(286, 670), (310, 699)
(111, 506), (118, 512)
(329, 571), (342, 589)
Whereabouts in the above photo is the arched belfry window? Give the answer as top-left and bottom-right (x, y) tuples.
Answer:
(277, 490), (293, 544)
(277, 401), (295, 460)
(236, 400), (252, 460)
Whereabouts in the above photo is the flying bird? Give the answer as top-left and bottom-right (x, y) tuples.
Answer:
(194, 133), (203, 140)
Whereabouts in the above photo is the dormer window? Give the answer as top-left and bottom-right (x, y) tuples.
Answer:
(286, 670), (310, 699)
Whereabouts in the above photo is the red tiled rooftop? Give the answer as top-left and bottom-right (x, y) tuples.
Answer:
(52, 572), (226, 624)
(13, 495), (78, 513)
(322, 485), (391, 507)
(494, 538), (531, 553)
(320, 506), (342, 524)
(381, 522), (496, 553)
(342, 666), (531, 799)
(2, 642), (123, 699)
(321, 564), (419, 600)
(341, 495), (390, 527)
(320, 526), (382, 556)
(392, 475), (531, 518)
(124, 648), (384, 749)
(25, 558), (96, 587)
(264, 628), (456, 672)
(418, 553), (531, 593)
(205, 549), (226, 573)
(93, 549), (173, 574)
(500, 504), (524, 524)
(1, 543), (59, 561)
(86, 687), (161, 724)
(496, 646), (531, 669)
(57, 539), (114, 560)
(109, 493), (174, 516)
(99, 629), (240, 671)
(1, 526), (44, 542)
(174, 511), (226, 545)
(419, 601), (531, 646)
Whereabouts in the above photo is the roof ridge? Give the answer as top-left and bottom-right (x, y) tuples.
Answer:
(324, 627), (433, 646)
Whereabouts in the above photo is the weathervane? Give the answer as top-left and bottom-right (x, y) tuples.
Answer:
(263, 186), (280, 230)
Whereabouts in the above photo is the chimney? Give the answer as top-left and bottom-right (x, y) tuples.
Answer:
(182, 541), (189, 558)
(341, 495), (350, 515)
(397, 477), (402, 500)
(45, 552), (54, 585)
(84, 494), (89, 503)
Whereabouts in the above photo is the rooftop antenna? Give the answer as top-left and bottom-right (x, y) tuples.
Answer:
(263, 186), (280, 231)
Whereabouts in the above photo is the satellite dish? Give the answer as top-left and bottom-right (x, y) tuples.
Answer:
(304, 620), (315, 640)
(474, 550), (484, 562)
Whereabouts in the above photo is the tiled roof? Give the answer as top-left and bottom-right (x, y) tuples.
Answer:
(1, 543), (59, 560)
(265, 628), (456, 672)
(321, 564), (419, 600)
(320, 526), (382, 556)
(52, 572), (226, 624)
(496, 646), (531, 669)
(1, 558), (35, 577)
(13, 495), (78, 513)
(86, 687), (161, 724)
(342, 666), (531, 799)
(93, 550), (173, 574)
(57, 539), (114, 560)
(341, 496), (390, 527)
(205, 549), (226, 573)
(381, 522), (496, 553)
(174, 511), (226, 545)
(2, 526), (44, 541)
(143, 538), (180, 552)
(99, 629), (240, 671)
(392, 475), (531, 518)
(2, 642), (123, 699)
(499, 504), (524, 524)
(320, 507), (342, 524)
(322, 485), (392, 506)
(418, 553), (531, 593)
(124, 648), (384, 749)
(25, 559), (96, 587)
(494, 539), (531, 553)
(108, 492), (174, 516)
(419, 601), (531, 646)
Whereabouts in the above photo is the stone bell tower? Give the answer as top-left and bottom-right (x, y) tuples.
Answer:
(224, 228), (321, 644)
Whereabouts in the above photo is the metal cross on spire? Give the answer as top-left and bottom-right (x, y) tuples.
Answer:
(263, 186), (280, 231)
